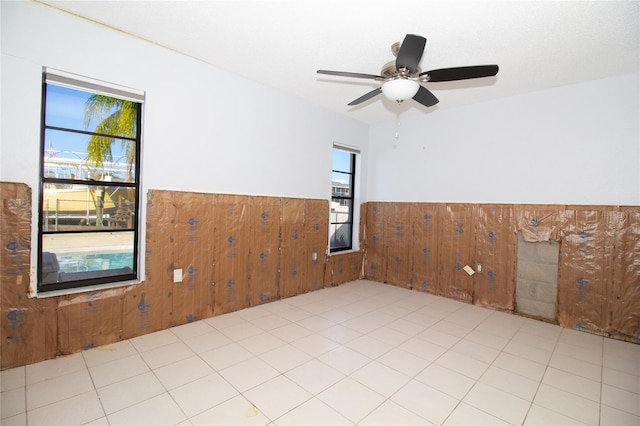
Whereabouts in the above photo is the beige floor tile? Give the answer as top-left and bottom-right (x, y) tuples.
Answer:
(96, 371), (164, 414)
(244, 375), (312, 420)
(443, 402), (509, 425)
(182, 329), (233, 354)
(269, 323), (313, 343)
(376, 347), (431, 377)
(463, 382), (531, 425)
(129, 329), (179, 353)
(463, 329), (510, 351)
(0, 412), (26, 426)
(139, 340), (195, 369)
(26, 353), (86, 385)
(238, 332), (286, 356)
(169, 320), (215, 341)
(0, 366), (25, 392)
(542, 367), (601, 402)
(533, 383), (600, 426)
(479, 365), (539, 401)
(88, 354), (149, 388)
(1, 386), (25, 419)
(317, 345), (371, 375)
(200, 342), (254, 371)
(219, 322), (265, 342)
(398, 337), (448, 361)
(169, 373), (238, 418)
(26, 390), (104, 426)
(601, 384), (640, 416)
(548, 352), (601, 381)
(258, 343), (313, 373)
(203, 311), (247, 330)
(106, 393), (186, 426)
(503, 339), (553, 364)
(284, 359), (345, 395)
(290, 333), (339, 357)
(26, 369), (94, 410)
(351, 360), (411, 397)
(360, 400), (434, 425)
(391, 379), (459, 425)
(218, 357), (280, 392)
(492, 352), (546, 381)
(415, 363), (475, 399)
(82, 340), (138, 368)
(274, 397), (351, 425)
(317, 377), (385, 423)
(249, 313), (291, 331)
(190, 394), (270, 425)
(600, 404), (640, 426)
(318, 324), (362, 344)
(366, 325), (412, 346)
(603, 366), (640, 394)
(153, 355), (214, 390)
(523, 404), (585, 425)
(450, 339), (500, 364)
(296, 315), (337, 332)
(435, 350), (490, 380)
(344, 334), (393, 359)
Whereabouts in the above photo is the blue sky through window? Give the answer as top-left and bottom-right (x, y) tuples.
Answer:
(332, 148), (352, 184)
(45, 85), (127, 162)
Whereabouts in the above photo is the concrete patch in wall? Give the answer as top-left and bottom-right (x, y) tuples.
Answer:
(515, 233), (559, 321)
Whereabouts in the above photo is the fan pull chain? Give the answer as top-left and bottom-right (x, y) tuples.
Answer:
(395, 116), (401, 139)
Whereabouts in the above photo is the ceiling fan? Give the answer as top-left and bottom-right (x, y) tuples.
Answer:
(317, 34), (499, 108)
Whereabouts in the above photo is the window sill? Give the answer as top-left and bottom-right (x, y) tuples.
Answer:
(34, 278), (143, 299)
(329, 248), (361, 256)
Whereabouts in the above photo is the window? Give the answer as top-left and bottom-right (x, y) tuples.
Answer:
(38, 70), (143, 292)
(330, 145), (358, 252)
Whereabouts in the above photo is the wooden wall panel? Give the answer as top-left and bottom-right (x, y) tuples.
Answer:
(474, 205), (516, 311)
(410, 203), (442, 295)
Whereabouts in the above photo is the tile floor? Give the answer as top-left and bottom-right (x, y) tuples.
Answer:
(1, 280), (639, 425)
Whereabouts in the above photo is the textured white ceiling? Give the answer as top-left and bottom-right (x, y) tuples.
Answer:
(38, 0), (639, 124)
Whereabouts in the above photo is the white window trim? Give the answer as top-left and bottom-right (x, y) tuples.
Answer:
(45, 68), (145, 103)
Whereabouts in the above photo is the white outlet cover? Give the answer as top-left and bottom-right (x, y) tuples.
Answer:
(173, 268), (183, 283)
(463, 265), (475, 276)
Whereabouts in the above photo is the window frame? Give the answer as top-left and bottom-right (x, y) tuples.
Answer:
(330, 145), (358, 253)
(37, 70), (144, 293)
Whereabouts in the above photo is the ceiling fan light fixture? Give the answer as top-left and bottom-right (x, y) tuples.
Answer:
(318, 34), (499, 108)
(381, 78), (419, 103)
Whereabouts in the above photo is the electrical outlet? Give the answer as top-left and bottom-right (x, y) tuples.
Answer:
(477, 263), (482, 273)
(312, 251), (318, 261)
(173, 268), (183, 283)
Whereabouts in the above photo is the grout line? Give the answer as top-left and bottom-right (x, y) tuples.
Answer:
(520, 321), (562, 425)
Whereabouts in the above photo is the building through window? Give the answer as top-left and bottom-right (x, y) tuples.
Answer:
(330, 145), (358, 252)
(38, 69), (144, 292)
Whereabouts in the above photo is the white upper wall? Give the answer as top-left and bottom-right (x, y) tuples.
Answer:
(368, 73), (640, 205)
(1, 0), (369, 201)
(2, 1), (637, 211)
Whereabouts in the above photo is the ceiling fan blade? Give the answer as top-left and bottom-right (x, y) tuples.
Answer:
(317, 70), (382, 80)
(420, 65), (499, 82)
(396, 34), (426, 73)
(413, 86), (439, 107)
(348, 87), (382, 106)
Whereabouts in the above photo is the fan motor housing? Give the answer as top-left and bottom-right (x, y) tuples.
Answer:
(381, 61), (421, 79)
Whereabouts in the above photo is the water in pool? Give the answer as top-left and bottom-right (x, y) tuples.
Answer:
(57, 252), (134, 272)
